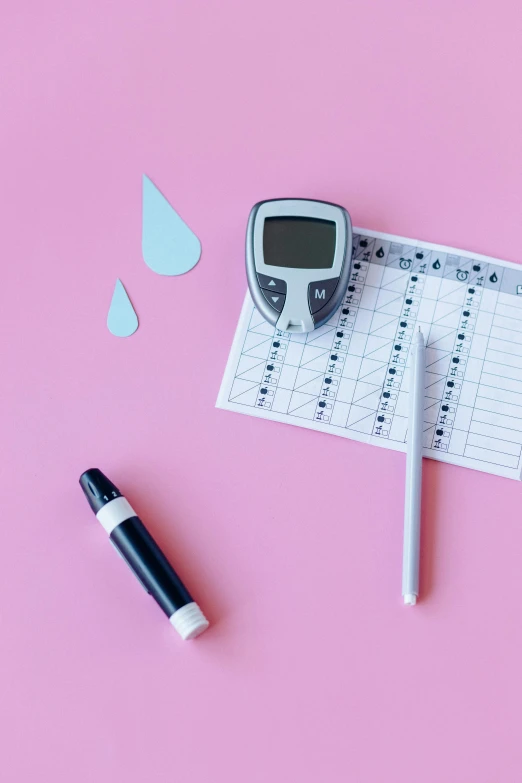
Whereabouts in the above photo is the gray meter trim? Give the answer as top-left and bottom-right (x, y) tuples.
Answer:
(246, 198), (352, 333)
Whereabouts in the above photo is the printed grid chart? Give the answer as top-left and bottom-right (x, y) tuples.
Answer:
(217, 229), (522, 479)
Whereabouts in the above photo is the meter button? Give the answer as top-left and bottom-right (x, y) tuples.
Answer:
(260, 289), (285, 313)
(308, 278), (339, 314)
(257, 274), (287, 295)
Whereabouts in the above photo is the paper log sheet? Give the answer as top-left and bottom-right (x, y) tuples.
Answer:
(217, 229), (522, 479)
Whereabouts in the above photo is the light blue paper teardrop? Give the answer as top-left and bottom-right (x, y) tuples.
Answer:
(142, 174), (201, 275)
(107, 279), (139, 337)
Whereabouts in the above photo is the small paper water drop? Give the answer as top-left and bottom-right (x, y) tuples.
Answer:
(142, 174), (201, 275)
(107, 279), (139, 337)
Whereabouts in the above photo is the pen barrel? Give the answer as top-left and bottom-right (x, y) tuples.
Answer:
(110, 516), (193, 618)
(402, 337), (425, 600)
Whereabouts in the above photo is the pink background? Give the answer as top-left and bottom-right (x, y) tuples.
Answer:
(2, 2), (522, 780)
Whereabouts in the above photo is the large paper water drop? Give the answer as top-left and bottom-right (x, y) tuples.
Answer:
(142, 175), (201, 275)
(107, 279), (139, 337)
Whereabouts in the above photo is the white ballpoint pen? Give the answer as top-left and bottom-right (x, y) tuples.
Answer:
(402, 327), (426, 606)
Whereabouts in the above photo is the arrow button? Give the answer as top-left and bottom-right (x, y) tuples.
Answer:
(260, 288), (285, 313)
(257, 273), (287, 295)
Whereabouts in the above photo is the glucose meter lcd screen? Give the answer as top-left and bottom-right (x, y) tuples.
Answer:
(263, 217), (336, 269)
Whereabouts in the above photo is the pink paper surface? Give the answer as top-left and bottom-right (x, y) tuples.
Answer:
(2, 2), (522, 781)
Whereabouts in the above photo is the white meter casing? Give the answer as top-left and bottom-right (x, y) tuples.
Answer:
(246, 198), (352, 333)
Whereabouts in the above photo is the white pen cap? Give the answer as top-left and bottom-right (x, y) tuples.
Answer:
(170, 602), (210, 640)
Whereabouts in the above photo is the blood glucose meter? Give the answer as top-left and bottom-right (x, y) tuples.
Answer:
(246, 198), (352, 333)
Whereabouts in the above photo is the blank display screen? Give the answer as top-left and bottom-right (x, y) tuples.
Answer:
(263, 217), (336, 269)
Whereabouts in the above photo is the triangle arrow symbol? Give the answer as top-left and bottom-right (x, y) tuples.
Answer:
(271, 296), (279, 303)
(268, 280), (276, 286)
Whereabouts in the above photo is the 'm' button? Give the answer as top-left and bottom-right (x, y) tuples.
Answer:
(308, 278), (339, 314)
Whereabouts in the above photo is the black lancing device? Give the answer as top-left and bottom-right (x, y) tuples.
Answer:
(79, 468), (209, 640)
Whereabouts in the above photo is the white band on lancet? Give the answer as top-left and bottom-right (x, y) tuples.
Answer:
(96, 496), (136, 535)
